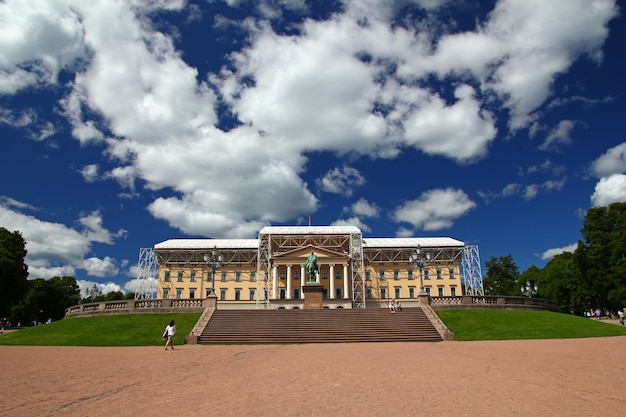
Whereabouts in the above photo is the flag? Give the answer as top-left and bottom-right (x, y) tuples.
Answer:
(307, 215), (311, 226)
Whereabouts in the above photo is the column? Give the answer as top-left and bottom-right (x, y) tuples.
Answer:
(329, 264), (335, 299)
(343, 264), (349, 299)
(272, 265), (278, 299)
(286, 264), (292, 300)
(300, 265), (306, 299)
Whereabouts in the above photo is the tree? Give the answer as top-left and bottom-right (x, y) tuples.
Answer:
(0, 227), (29, 318)
(11, 276), (80, 324)
(482, 255), (520, 296)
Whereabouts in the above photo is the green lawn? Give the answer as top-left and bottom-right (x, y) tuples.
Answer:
(1, 310), (625, 346)
(436, 309), (626, 341)
(0, 313), (201, 346)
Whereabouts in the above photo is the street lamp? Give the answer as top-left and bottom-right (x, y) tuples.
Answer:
(203, 246), (223, 297)
(409, 245), (432, 295)
(521, 280), (538, 298)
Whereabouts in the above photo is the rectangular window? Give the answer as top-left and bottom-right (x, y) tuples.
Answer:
(250, 271), (256, 282)
(394, 287), (401, 298)
(177, 272), (184, 282)
(321, 270), (328, 280)
(380, 287), (387, 299)
(379, 270), (385, 281)
(449, 269), (455, 279)
(263, 288), (269, 300)
(335, 288), (342, 299)
(437, 269), (443, 279)
(221, 272), (228, 282)
(393, 270), (400, 280)
(175, 288), (182, 299)
(163, 288), (169, 299)
(293, 289), (300, 299)
(164, 271), (171, 282)
(366, 271), (372, 281)
(189, 288), (196, 299)
(366, 287), (373, 299)
(294, 270), (300, 280)
(235, 271), (242, 282)
(280, 270), (286, 280)
(264, 272), (269, 282)
(408, 270), (414, 280)
(207, 272), (212, 282)
(322, 288), (328, 299)
(438, 286), (444, 296)
(451, 286), (457, 296)
(425, 286), (431, 295)
(280, 288), (286, 299)
(205, 289), (211, 298)
(190, 271), (196, 282)
(424, 270), (430, 280)
(220, 289), (226, 300)
(335, 270), (341, 280)
(249, 288), (256, 301)
(235, 288), (241, 301)
(409, 287), (416, 299)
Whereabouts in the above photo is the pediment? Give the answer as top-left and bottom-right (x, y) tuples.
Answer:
(274, 244), (347, 261)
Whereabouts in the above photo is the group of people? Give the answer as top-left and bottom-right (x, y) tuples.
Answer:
(388, 298), (402, 313)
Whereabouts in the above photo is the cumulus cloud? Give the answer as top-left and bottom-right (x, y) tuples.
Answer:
(541, 243), (578, 261)
(392, 188), (476, 231)
(317, 166), (366, 196)
(590, 142), (626, 178)
(591, 174), (626, 207)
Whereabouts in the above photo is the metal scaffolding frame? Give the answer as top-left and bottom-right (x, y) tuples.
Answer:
(350, 231), (366, 308)
(461, 245), (484, 296)
(134, 248), (159, 299)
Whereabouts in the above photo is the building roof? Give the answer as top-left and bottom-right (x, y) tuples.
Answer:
(154, 238), (259, 250)
(363, 237), (464, 248)
(259, 225), (362, 235)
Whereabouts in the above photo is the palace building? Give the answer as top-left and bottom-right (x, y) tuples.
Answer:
(154, 225), (466, 308)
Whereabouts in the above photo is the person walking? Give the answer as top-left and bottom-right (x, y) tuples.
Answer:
(619, 309), (624, 325)
(163, 320), (176, 350)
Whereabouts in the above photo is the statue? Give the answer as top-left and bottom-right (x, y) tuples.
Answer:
(304, 251), (319, 283)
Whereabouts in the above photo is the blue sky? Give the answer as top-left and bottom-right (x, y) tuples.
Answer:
(1, 0), (625, 297)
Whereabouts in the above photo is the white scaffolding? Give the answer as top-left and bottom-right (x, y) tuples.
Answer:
(134, 248), (159, 299)
(461, 245), (484, 296)
(350, 231), (365, 309)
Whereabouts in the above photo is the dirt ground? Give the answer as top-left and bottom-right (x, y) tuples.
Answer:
(1, 336), (625, 417)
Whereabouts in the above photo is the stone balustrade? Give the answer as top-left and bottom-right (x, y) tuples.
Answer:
(64, 298), (209, 317)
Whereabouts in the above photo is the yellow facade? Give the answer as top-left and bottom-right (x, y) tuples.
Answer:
(155, 226), (465, 308)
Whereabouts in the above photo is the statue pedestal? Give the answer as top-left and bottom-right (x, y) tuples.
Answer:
(302, 283), (324, 309)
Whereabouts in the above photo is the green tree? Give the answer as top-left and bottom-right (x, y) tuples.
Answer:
(519, 265), (542, 297)
(0, 227), (29, 318)
(483, 255), (520, 296)
(11, 276), (80, 323)
(537, 252), (589, 314)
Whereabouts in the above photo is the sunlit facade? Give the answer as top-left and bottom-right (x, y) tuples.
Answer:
(155, 226), (465, 308)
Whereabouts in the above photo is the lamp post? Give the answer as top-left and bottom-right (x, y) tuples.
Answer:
(203, 246), (223, 297)
(521, 280), (537, 298)
(409, 245), (431, 295)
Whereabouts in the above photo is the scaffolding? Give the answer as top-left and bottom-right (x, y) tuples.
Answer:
(350, 231), (365, 308)
(461, 245), (484, 296)
(134, 248), (159, 299)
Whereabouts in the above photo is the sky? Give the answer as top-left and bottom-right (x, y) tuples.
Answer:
(1, 0), (625, 297)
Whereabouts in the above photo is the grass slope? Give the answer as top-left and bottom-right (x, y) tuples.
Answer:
(437, 309), (626, 341)
(0, 313), (201, 346)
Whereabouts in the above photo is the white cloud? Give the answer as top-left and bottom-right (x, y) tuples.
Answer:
(541, 243), (578, 260)
(76, 280), (123, 298)
(331, 217), (372, 233)
(539, 120), (576, 151)
(393, 188), (476, 231)
(591, 174), (626, 207)
(317, 166), (366, 196)
(591, 142), (626, 178)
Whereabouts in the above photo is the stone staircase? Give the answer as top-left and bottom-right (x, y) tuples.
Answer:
(197, 307), (442, 344)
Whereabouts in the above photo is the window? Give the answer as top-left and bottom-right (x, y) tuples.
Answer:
(409, 287), (416, 299)
(379, 270), (385, 281)
(220, 289), (226, 300)
(294, 270), (300, 280)
(235, 288), (241, 301)
(449, 269), (455, 279)
(164, 271), (171, 282)
(322, 288), (328, 299)
(380, 287), (387, 299)
(163, 288), (169, 299)
(263, 288), (269, 300)
(280, 271), (286, 280)
(207, 272), (212, 282)
(221, 272), (228, 282)
(451, 286), (457, 296)
(424, 270), (430, 280)
(335, 270), (341, 280)
(175, 288), (182, 299)
(264, 272), (269, 282)
(250, 271), (256, 282)
(366, 287), (373, 299)
(205, 289), (211, 298)
(366, 271), (372, 281)
(321, 270), (328, 280)
(425, 286), (431, 295)
(189, 288), (196, 299)
(190, 271), (196, 282)
(408, 270), (414, 280)
(279, 288), (286, 299)
(294, 289), (300, 299)
(177, 271), (184, 282)
(335, 288), (342, 299)
(437, 287), (444, 296)
(394, 287), (401, 298)
(235, 271), (242, 282)
(393, 270), (400, 280)
(249, 288), (256, 301)
(437, 269), (443, 279)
